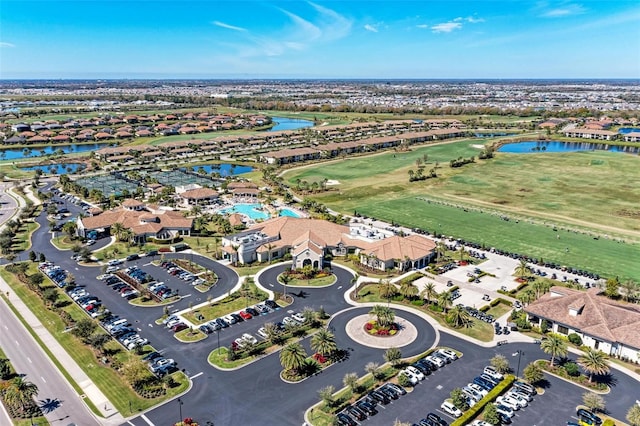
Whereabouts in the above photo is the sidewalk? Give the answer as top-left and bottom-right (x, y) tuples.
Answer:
(0, 182), (124, 425)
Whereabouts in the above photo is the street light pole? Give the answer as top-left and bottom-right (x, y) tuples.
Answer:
(216, 328), (220, 354)
(177, 398), (183, 426)
(515, 350), (525, 378)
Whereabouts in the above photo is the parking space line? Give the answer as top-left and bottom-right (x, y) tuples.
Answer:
(140, 414), (155, 426)
(190, 372), (203, 379)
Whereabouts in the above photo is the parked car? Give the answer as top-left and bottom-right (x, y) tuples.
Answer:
(383, 382), (406, 395)
(577, 409), (603, 425)
(238, 310), (252, 320)
(437, 348), (459, 361)
(344, 405), (366, 421)
(426, 355), (445, 368)
(494, 403), (515, 418)
(336, 412), (357, 426)
(172, 323), (188, 332)
(483, 366), (504, 381)
(291, 312), (306, 323)
(367, 390), (390, 405)
(399, 368), (419, 385)
(356, 400), (377, 416)
(241, 333), (257, 345)
(496, 395), (521, 411)
(441, 401), (462, 418)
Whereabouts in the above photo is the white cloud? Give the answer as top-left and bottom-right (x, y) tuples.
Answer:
(466, 16), (485, 23)
(416, 24), (430, 29)
(0, 42), (15, 48)
(537, 1), (586, 18)
(212, 21), (247, 32)
(364, 24), (378, 33)
(431, 22), (462, 33)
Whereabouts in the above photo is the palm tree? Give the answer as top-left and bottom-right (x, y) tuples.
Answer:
(364, 362), (381, 380)
(280, 342), (307, 374)
(421, 282), (437, 305)
(399, 280), (418, 300)
(369, 305), (395, 328)
(279, 272), (292, 299)
(457, 246), (467, 262)
(350, 273), (360, 299)
(437, 291), (452, 313)
(627, 403), (640, 426)
(540, 334), (568, 367)
(435, 241), (447, 263)
(311, 328), (337, 356)
(379, 279), (396, 300)
(111, 222), (125, 240)
(4, 376), (38, 415)
(446, 304), (472, 328)
(578, 348), (609, 383)
(515, 259), (530, 280)
(384, 347), (402, 366)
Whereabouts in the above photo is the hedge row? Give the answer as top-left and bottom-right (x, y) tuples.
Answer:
(451, 374), (516, 426)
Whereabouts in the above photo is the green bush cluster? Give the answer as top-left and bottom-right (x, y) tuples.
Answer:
(451, 374), (516, 426)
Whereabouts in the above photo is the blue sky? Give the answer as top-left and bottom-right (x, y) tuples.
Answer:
(1, 0), (639, 79)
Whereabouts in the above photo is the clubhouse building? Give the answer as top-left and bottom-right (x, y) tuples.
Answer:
(221, 216), (436, 272)
(524, 286), (640, 361)
(76, 199), (193, 243)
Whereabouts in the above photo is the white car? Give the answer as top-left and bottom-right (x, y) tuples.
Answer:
(256, 327), (268, 339)
(127, 338), (148, 350)
(437, 348), (459, 361)
(468, 383), (489, 397)
(282, 317), (298, 327)
(85, 239), (96, 246)
(440, 401), (462, 418)
(462, 387), (482, 403)
(471, 421), (492, 426)
(497, 395), (521, 411)
(505, 392), (528, 408)
(399, 369), (419, 385)
(426, 355), (445, 368)
(105, 266), (119, 273)
(483, 366), (504, 381)
(291, 312), (306, 323)
(150, 358), (175, 372)
(233, 337), (246, 348)
(241, 333), (258, 345)
(166, 318), (181, 328)
(405, 365), (425, 380)
(494, 403), (515, 418)
(509, 389), (533, 402)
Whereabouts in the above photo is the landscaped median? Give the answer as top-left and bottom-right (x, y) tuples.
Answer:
(451, 374), (516, 426)
(0, 263), (190, 415)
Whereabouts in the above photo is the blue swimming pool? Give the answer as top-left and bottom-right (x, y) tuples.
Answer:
(279, 208), (302, 218)
(219, 204), (270, 220)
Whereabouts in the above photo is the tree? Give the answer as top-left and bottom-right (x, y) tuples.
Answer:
(627, 403), (640, 426)
(0, 358), (12, 380)
(311, 328), (337, 357)
(122, 358), (154, 386)
(62, 220), (77, 237)
(379, 279), (396, 300)
(343, 372), (359, 392)
(490, 354), (511, 374)
(28, 250), (37, 262)
(399, 280), (418, 300)
(42, 287), (59, 307)
(437, 290), (452, 313)
(88, 333), (111, 355)
(318, 385), (335, 407)
(4, 376), (38, 415)
(515, 259), (529, 280)
(351, 273), (361, 298)
(384, 347), (402, 366)
(446, 304), (472, 328)
(620, 279), (638, 302)
(365, 362), (381, 380)
(578, 348), (609, 383)
(280, 342), (307, 374)
(540, 334), (568, 367)
(604, 277), (620, 298)
(582, 392), (606, 413)
(111, 222), (125, 241)
(369, 304), (395, 327)
(450, 388), (470, 411)
(523, 362), (544, 384)
(435, 241), (447, 263)
(73, 318), (97, 340)
(421, 282), (437, 304)
(482, 403), (501, 425)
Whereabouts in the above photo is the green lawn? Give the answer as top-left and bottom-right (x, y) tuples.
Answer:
(0, 264), (189, 415)
(282, 274), (336, 287)
(285, 143), (640, 281)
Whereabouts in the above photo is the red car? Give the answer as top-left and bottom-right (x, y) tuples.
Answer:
(238, 310), (252, 320)
(172, 323), (188, 332)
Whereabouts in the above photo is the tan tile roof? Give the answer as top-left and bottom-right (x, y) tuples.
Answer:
(79, 207), (192, 234)
(525, 286), (640, 349)
(250, 217), (352, 249)
(361, 234), (436, 262)
(180, 188), (219, 200)
(228, 213), (244, 227)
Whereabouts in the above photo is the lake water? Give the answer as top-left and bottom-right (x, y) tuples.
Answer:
(498, 140), (637, 154)
(1, 143), (111, 161)
(187, 163), (253, 176)
(21, 163), (86, 174)
(269, 116), (314, 131)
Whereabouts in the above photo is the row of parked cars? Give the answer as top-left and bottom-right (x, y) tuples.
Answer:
(461, 305), (495, 324)
(97, 274), (139, 300)
(400, 348), (459, 386)
(142, 351), (177, 377)
(101, 315), (150, 351)
(336, 383), (407, 425)
(197, 299), (281, 337)
(39, 261), (70, 288)
(159, 261), (206, 286)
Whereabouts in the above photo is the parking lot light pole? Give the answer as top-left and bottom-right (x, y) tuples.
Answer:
(216, 328), (220, 354)
(177, 397), (183, 426)
(514, 350), (525, 378)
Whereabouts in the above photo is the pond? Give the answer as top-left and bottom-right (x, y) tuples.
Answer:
(497, 140), (638, 154)
(0, 143), (112, 161)
(269, 116), (314, 132)
(21, 163), (86, 174)
(187, 163), (253, 176)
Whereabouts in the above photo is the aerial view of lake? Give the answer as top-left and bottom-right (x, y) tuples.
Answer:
(269, 116), (314, 131)
(498, 140), (637, 154)
(187, 163), (253, 176)
(21, 163), (86, 174)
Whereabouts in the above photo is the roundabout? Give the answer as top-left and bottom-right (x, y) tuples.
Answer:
(346, 314), (418, 349)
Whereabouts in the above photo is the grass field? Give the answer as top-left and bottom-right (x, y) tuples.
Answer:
(285, 140), (640, 281)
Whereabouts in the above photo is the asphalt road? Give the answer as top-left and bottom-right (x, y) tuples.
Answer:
(0, 294), (101, 426)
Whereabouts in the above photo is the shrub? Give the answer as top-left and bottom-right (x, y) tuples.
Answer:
(602, 420), (614, 426)
(568, 333), (583, 346)
(411, 299), (425, 306)
(564, 361), (580, 377)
